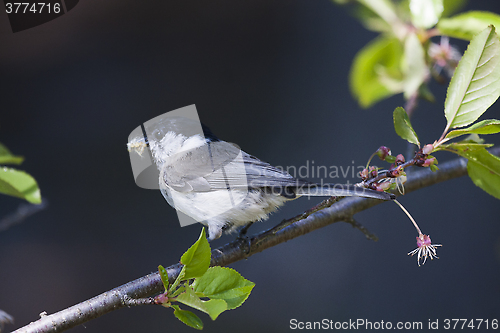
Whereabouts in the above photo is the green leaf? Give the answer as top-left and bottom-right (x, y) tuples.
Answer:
(402, 32), (428, 98)
(467, 150), (500, 200)
(445, 119), (500, 139)
(464, 133), (485, 144)
(409, 0), (443, 29)
(441, 145), (500, 199)
(201, 299), (228, 320)
(0, 167), (41, 204)
(441, 0), (467, 18)
(0, 143), (24, 165)
(357, 0), (407, 39)
(175, 286), (227, 320)
(438, 142), (493, 153)
(169, 266), (186, 296)
(172, 305), (204, 330)
(393, 107), (420, 146)
(430, 164), (439, 172)
(192, 266), (255, 310)
(180, 228), (211, 280)
(158, 265), (169, 291)
(350, 36), (404, 108)
(348, 3), (392, 33)
(438, 11), (500, 41)
(385, 155), (397, 163)
(357, 0), (398, 28)
(444, 26), (500, 130)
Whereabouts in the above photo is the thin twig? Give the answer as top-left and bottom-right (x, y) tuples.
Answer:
(345, 218), (378, 241)
(254, 195), (341, 245)
(404, 91), (419, 119)
(0, 198), (48, 233)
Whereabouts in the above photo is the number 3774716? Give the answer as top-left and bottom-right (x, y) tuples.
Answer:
(5, 2), (61, 14)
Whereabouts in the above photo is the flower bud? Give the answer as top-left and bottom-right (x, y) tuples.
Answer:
(376, 146), (391, 160)
(359, 169), (369, 179)
(422, 144), (434, 155)
(422, 157), (436, 167)
(155, 293), (169, 305)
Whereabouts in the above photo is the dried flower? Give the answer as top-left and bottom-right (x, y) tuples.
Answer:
(394, 200), (442, 266)
(408, 234), (442, 266)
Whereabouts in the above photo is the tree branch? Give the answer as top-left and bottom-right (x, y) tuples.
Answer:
(11, 148), (499, 333)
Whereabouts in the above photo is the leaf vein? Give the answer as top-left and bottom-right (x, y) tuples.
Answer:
(477, 52), (496, 69)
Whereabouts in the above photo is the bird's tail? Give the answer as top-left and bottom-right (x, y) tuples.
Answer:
(295, 183), (395, 200)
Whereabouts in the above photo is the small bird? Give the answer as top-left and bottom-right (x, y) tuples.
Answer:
(128, 117), (394, 241)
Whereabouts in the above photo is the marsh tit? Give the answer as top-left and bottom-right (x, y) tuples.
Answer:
(128, 116), (394, 241)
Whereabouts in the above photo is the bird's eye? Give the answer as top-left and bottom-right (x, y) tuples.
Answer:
(153, 128), (164, 140)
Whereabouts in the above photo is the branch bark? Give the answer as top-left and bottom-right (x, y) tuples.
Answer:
(11, 148), (500, 333)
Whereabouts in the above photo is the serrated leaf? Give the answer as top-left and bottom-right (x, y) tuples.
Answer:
(409, 0), (443, 29)
(440, 146), (500, 199)
(0, 167), (41, 204)
(172, 305), (203, 330)
(158, 265), (169, 291)
(192, 266), (255, 310)
(445, 119), (500, 139)
(402, 32), (428, 98)
(438, 11), (500, 41)
(0, 143), (24, 165)
(393, 107), (420, 146)
(444, 26), (500, 131)
(175, 286), (227, 320)
(180, 228), (211, 280)
(467, 150), (500, 199)
(350, 36), (404, 108)
(201, 299), (228, 320)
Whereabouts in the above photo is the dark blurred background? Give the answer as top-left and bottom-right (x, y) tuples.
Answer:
(1, 1), (500, 332)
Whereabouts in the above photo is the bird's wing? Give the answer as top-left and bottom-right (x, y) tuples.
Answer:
(161, 141), (305, 193)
